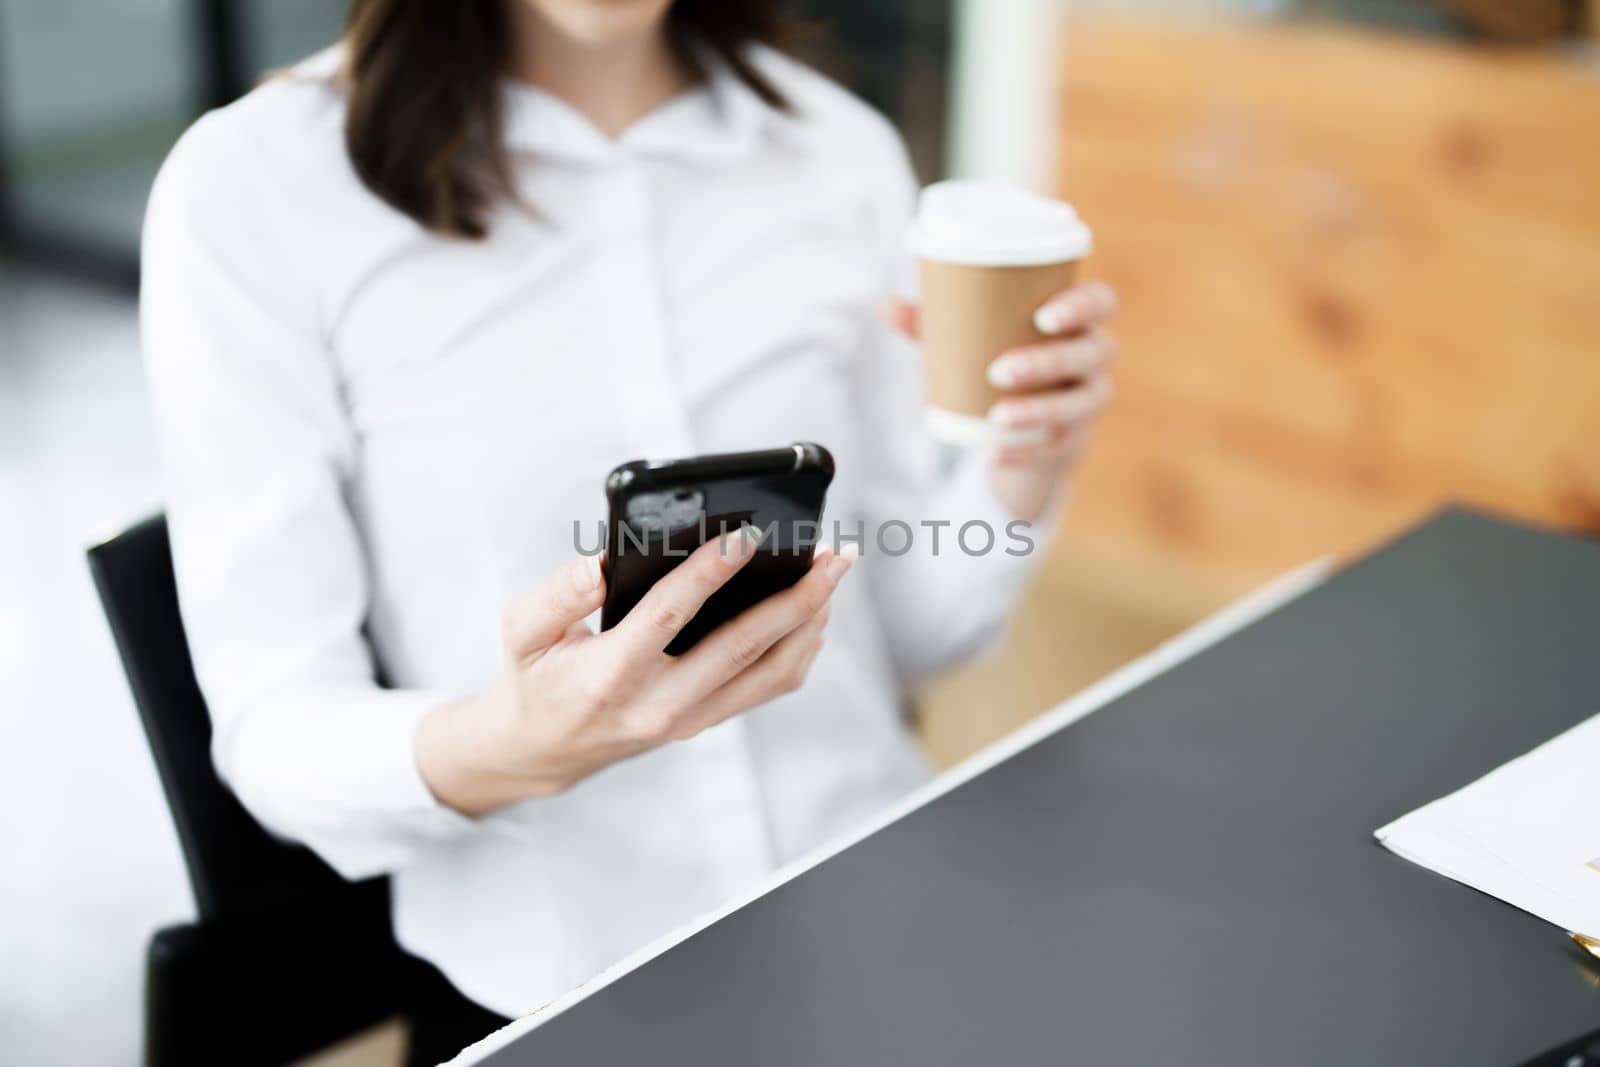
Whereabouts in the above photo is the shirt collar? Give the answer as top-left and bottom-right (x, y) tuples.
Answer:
(501, 41), (774, 167)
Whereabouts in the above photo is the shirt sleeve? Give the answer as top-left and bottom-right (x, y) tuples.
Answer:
(852, 126), (1066, 688)
(140, 113), (476, 880)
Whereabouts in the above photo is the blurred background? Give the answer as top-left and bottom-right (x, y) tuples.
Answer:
(2, 0), (1596, 1063)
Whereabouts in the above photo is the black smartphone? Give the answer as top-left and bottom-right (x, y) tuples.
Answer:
(600, 441), (835, 655)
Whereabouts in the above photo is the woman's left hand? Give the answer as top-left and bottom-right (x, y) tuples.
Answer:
(888, 279), (1119, 522)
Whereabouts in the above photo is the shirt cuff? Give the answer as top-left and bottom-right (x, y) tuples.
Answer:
(352, 688), (483, 836)
(936, 443), (1067, 600)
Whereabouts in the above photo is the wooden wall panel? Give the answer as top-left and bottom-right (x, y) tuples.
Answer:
(1049, 17), (1600, 592)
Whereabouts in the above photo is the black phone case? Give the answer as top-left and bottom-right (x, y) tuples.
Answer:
(600, 442), (835, 655)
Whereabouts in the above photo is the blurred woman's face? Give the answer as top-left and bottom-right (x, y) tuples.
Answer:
(514, 0), (676, 44)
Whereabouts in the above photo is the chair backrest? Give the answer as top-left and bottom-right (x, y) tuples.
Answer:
(87, 514), (375, 921)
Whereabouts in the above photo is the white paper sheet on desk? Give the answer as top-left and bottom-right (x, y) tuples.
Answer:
(1374, 712), (1600, 938)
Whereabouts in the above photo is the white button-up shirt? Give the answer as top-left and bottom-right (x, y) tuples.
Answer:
(140, 44), (1047, 1016)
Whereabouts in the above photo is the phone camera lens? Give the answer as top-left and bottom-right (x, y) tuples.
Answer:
(624, 489), (705, 539)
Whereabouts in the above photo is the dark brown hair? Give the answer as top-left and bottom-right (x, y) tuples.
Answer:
(341, 1), (790, 240)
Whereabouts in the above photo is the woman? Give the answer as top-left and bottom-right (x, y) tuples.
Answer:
(140, 0), (1116, 1058)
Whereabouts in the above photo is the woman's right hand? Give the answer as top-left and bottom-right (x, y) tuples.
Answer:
(416, 528), (852, 817)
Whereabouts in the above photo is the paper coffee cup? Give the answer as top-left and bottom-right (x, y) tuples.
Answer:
(908, 180), (1093, 446)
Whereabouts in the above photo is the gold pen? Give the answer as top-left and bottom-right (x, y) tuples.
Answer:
(1570, 932), (1600, 960)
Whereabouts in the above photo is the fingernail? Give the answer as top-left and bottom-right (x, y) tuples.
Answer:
(721, 523), (764, 559)
(1033, 304), (1066, 335)
(574, 554), (602, 592)
(988, 403), (1023, 427)
(826, 550), (854, 581)
(986, 357), (1017, 389)
(837, 542), (862, 562)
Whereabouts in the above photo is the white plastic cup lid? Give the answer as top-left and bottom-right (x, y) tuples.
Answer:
(908, 179), (1092, 267)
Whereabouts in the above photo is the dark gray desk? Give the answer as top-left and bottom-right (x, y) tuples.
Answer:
(476, 509), (1600, 1066)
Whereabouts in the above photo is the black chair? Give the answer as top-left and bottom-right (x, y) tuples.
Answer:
(88, 515), (426, 1066)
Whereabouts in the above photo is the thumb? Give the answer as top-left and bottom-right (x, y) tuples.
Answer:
(884, 299), (920, 340)
(501, 555), (605, 664)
